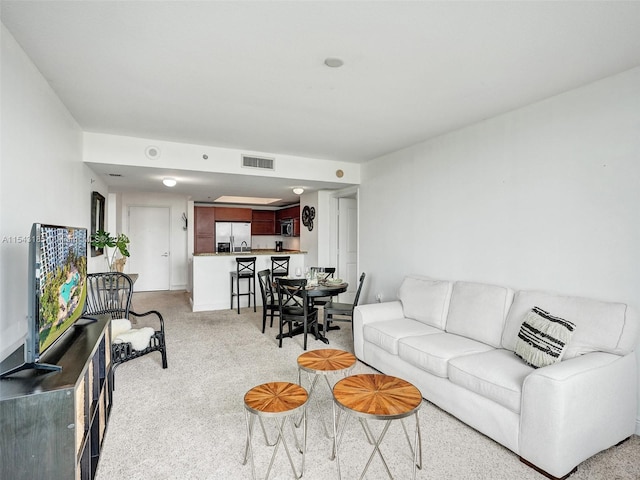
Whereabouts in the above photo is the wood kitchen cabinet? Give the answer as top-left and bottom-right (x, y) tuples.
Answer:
(214, 207), (252, 222)
(251, 210), (276, 235)
(194, 206), (215, 254)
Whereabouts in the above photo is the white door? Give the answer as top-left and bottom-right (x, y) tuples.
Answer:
(337, 197), (358, 303)
(127, 206), (171, 291)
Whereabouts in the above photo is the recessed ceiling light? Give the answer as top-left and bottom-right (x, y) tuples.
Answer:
(324, 57), (344, 68)
(215, 196), (281, 205)
(293, 187), (304, 195)
(163, 178), (177, 187)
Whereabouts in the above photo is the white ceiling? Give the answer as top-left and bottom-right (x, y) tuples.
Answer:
(2, 1), (640, 201)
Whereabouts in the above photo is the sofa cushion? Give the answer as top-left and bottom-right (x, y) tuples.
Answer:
(514, 307), (576, 368)
(502, 290), (639, 359)
(363, 318), (441, 355)
(397, 275), (452, 329)
(448, 349), (533, 414)
(398, 333), (494, 378)
(445, 281), (514, 347)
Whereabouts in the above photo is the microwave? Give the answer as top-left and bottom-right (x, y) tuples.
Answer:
(280, 219), (294, 236)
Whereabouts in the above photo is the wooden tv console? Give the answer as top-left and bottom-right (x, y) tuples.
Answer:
(0, 316), (113, 480)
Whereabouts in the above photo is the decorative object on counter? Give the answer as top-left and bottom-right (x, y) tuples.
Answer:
(90, 229), (130, 272)
(301, 205), (315, 231)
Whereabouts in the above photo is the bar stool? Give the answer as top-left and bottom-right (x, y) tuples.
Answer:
(270, 256), (290, 278)
(296, 349), (356, 439)
(230, 257), (256, 314)
(243, 381), (309, 480)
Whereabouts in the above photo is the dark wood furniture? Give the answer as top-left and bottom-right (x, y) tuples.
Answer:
(270, 255), (290, 277)
(324, 272), (366, 339)
(332, 373), (423, 479)
(257, 269), (280, 333)
(276, 281), (348, 345)
(276, 277), (319, 350)
(194, 205), (215, 254)
(230, 257), (257, 314)
(0, 316), (113, 480)
(251, 210), (276, 235)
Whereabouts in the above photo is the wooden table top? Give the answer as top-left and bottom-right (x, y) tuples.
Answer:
(297, 349), (357, 374)
(333, 374), (422, 420)
(244, 382), (308, 417)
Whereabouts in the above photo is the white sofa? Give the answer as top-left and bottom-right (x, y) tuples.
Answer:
(353, 275), (639, 480)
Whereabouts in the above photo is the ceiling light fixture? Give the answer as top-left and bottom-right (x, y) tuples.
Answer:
(324, 57), (344, 68)
(293, 187), (304, 195)
(163, 178), (177, 187)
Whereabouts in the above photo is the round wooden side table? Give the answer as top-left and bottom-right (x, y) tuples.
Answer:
(243, 381), (309, 480)
(296, 349), (357, 438)
(332, 373), (423, 480)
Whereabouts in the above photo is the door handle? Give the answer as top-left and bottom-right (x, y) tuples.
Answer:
(161, 252), (170, 257)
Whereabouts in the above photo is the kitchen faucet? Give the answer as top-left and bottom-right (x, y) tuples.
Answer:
(241, 240), (248, 251)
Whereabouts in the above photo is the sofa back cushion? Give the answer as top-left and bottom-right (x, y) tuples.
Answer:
(397, 275), (452, 329)
(502, 290), (640, 359)
(445, 281), (514, 348)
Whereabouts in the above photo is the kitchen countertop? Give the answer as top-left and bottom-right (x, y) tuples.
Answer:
(194, 249), (306, 256)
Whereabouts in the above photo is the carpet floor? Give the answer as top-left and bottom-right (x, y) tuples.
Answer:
(95, 291), (640, 480)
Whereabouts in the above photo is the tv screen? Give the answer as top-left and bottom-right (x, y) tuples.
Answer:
(29, 223), (88, 362)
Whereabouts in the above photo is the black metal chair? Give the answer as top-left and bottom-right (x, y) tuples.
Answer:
(230, 257), (257, 314)
(323, 272), (366, 339)
(257, 269), (280, 333)
(84, 272), (168, 381)
(270, 256), (290, 278)
(276, 277), (318, 350)
(308, 267), (336, 306)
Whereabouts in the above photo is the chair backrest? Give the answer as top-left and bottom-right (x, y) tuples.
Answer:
(270, 256), (290, 277)
(309, 267), (336, 282)
(236, 257), (256, 277)
(85, 272), (133, 320)
(257, 269), (274, 304)
(352, 272), (367, 309)
(276, 277), (308, 314)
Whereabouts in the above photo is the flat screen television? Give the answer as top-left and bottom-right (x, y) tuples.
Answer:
(0, 223), (88, 377)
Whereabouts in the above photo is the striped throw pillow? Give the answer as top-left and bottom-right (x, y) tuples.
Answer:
(514, 306), (576, 368)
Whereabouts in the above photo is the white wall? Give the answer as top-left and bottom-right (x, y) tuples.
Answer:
(118, 191), (189, 290)
(0, 24), (107, 360)
(359, 66), (640, 432)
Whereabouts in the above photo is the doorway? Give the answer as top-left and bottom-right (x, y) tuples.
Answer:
(127, 206), (171, 291)
(335, 190), (358, 304)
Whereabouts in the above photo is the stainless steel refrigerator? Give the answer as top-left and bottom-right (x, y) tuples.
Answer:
(215, 222), (252, 252)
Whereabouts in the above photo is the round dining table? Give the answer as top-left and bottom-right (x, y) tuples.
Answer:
(275, 280), (349, 344)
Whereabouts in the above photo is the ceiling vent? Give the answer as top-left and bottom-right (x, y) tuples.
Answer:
(242, 155), (275, 171)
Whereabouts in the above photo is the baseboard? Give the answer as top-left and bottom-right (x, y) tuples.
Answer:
(170, 284), (187, 291)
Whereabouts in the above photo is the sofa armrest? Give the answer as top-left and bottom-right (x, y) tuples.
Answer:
(353, 301), (404, 358)
(519, 351), (637, 478)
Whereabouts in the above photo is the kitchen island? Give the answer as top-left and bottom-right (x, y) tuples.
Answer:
(191, 250), (307, 312)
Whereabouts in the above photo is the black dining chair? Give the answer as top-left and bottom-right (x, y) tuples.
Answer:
(276, 277), (318, 350)
(270, 256), (290, 278)
(257, 269), (280, 333)
(308, 267), (336, 306)
(323, 272), (366, 339)
(230, 257), (257, 314)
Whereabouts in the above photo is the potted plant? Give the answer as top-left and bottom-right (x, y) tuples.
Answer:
(91, 230), (130, 272)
